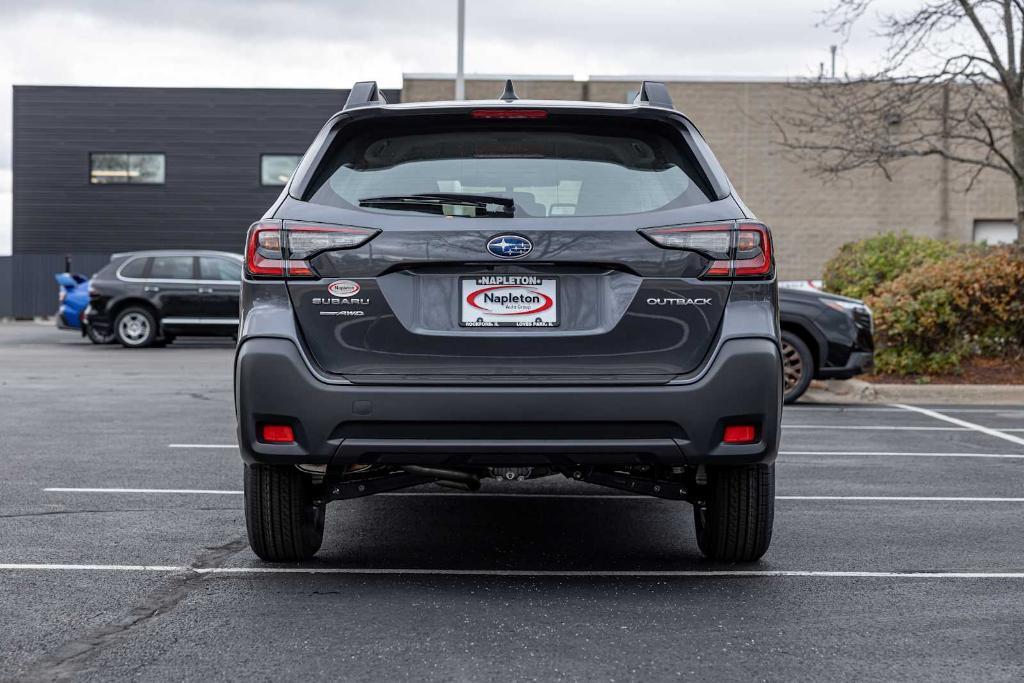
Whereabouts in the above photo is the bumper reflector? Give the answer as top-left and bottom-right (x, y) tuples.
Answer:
(722, 424), (757, 444)
(261, 424), (295, 443)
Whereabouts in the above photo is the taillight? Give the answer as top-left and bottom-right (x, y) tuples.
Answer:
(244, 221), (379, 279)
(246, 222), (287, 277)
(733, 223), (772, 277)
(639, 221), (773, 279)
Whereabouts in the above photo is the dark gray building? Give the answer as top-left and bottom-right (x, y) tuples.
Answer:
(6, 85), (399, 317)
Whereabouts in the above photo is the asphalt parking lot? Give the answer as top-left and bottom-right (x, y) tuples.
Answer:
(2, 321), (1023, 681)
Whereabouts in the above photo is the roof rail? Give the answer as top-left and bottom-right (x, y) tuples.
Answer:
(344, 81), (388, 110)
(632, 81), (674, 109)
(498, 79), (520, 101)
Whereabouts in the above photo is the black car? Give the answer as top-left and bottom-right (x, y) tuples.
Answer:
(85, 250), (243, 348)
(236, 80), (782, 563)
(779, 286), (874, 403)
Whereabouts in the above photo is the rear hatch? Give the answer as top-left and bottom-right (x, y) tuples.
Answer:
(265, 105), (758, 383)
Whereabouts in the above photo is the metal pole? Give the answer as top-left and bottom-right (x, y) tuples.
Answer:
(830, 45), (837, 79)
(455, 0), (466, 100)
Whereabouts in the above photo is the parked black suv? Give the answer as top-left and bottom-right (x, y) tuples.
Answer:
(779, 286), (874, 403)
(236, 81), (782, 563)
(85, 250), (242, 348)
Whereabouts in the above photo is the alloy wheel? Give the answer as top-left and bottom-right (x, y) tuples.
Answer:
(118, 312), (151, 345)
(781, 338), (804, 393)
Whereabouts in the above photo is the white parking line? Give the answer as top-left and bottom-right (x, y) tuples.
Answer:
(43, 487), (242, 495)
(787, 406), (1024, 415)
(781, 451), (1024, 459)
(892, 404), (1024, 448)
(168, 444), (237, 449)
(776, 496), (1024, 502)
(783, 425), (968, 431)
(41, 488), (1024, 502)
(1, 563), (1023, 578)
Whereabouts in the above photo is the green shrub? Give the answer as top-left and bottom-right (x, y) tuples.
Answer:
(867, 245), (1024, 374)
(823, 232), (950, 299)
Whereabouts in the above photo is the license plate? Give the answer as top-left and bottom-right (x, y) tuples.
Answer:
(460, 276), (558, 327)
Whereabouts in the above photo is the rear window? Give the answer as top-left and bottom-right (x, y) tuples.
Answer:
(306, 119), (712, 217)
(118, 257), (148, 279)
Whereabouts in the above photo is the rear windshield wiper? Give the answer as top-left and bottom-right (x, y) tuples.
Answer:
(357, 193), (515, 217)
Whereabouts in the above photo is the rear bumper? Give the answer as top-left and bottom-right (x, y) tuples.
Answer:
(817, 350), (874, 380)
(83, 306), (112, 334)
(235, 337), (782, 468)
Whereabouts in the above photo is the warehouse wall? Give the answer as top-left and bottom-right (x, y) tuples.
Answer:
(10, 85), (399, 315)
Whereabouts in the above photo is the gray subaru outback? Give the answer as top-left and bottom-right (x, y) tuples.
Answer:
(236, 80), (782, 563)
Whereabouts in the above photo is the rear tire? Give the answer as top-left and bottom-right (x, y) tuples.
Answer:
(693, 464), (774, 562)
(85, 325), (116, 345)
(114, 307), (158, 348)
(781, 331), (813, 404)
(244, 464), (325, 562)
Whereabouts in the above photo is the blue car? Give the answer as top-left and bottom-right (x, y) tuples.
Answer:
(55, 272), (114, 344)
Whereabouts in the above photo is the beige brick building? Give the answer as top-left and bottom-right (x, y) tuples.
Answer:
(403, 74), (1020, 279)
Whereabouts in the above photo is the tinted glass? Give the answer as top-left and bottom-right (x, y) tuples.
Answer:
(199, 257), (242, 281)
(307, 121), (711, 217)
(129, 154), (165, 184)
(90, 153), (129, 184)
(149, 256), (194, 280)
(261, 155), (301, 186)
(90, 153), (165, 184)
(119, 257), (149, 278)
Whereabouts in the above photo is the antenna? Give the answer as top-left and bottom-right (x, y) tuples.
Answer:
(499, 79), (519, 101)
(632, 81), (674, 109)
(343, 81), (388, 110)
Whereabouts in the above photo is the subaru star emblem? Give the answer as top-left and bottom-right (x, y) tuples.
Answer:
(487, 234), (533, 259)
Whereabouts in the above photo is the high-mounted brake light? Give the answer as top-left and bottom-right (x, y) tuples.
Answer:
(470, 109), (548, 119)
(244, 221), (379, 279)
(639, 221), (774, 279)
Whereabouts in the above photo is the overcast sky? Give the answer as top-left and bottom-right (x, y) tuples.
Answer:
(0, 0), (910, 254)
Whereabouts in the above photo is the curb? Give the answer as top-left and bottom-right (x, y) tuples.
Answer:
(801, 379), (1024, 406)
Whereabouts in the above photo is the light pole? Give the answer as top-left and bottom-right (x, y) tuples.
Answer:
(455, 0), (466, 100)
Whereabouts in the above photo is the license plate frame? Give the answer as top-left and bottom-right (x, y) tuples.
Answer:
(459, 275), (559, 328)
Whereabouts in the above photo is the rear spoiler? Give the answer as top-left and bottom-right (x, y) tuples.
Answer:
(344, 78), (674, 110)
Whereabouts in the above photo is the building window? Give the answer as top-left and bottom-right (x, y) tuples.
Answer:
(261, 154), (301, 186)
(973, 219), (1019, 245)
(90, 153), (165, 184)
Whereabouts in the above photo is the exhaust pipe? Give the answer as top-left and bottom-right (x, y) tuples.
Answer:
(401, 465), (481, 492)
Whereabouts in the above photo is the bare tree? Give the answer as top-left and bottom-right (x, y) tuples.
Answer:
(777, 1), (1024, 235)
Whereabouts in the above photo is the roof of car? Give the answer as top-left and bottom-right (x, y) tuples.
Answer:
(379, 99), (652, 111)
(112, 250), (242, 260)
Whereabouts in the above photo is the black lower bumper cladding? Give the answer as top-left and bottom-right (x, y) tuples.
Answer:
(236, 336), (782, 469)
